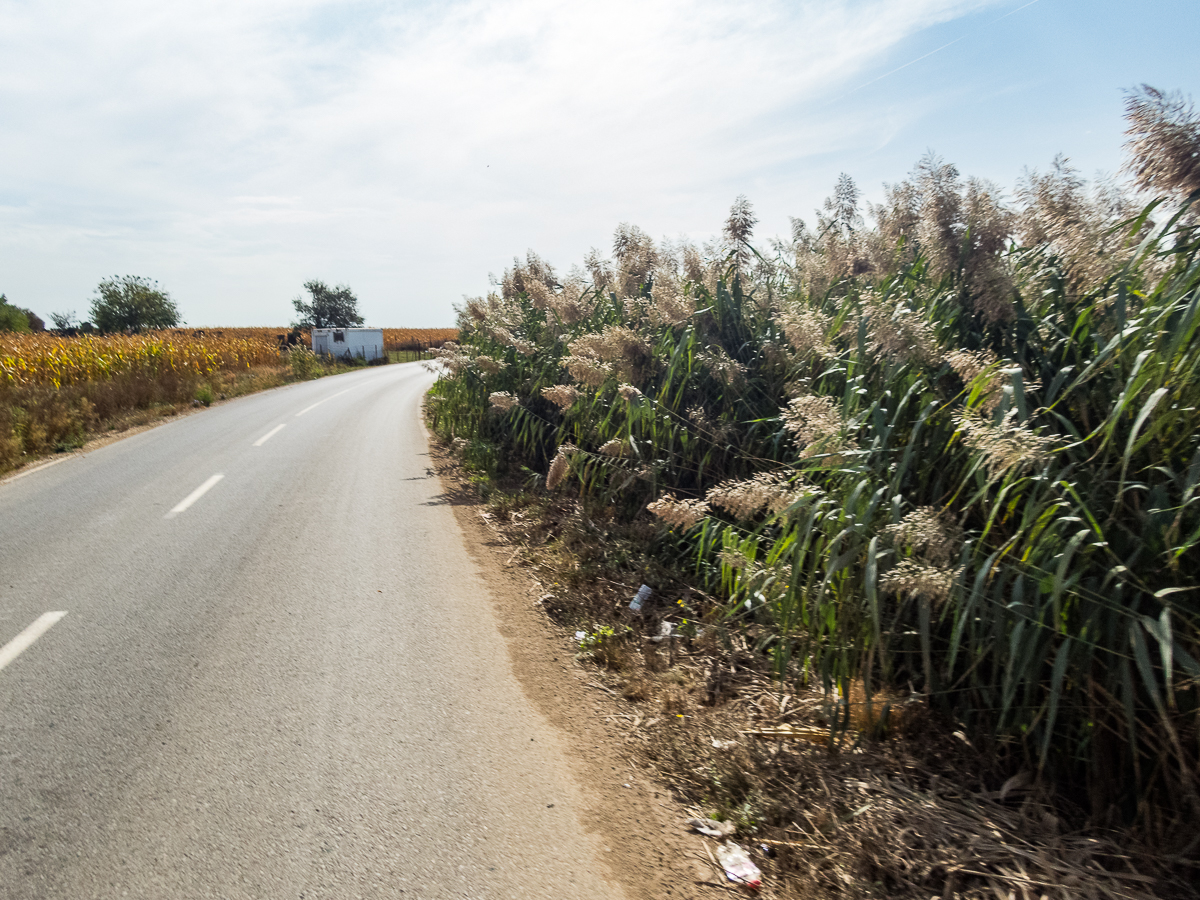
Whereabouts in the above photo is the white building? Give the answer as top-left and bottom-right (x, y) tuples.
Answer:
(311, 327), (385, 361)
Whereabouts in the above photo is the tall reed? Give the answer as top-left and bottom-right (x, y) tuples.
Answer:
(426, 89), (1200, 839)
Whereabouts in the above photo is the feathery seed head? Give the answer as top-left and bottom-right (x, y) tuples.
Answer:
(473, 355), (505, 376)
(564, 355), (611, 388)
(488, 391), (518, 412)
(568, 326), (651, 383)
(612, 224), (659, 297)
(598, 439), (627, 457)
(541, 384), (581, 409)
(1124, 85), (1200, 199)
(944, 349), (1005, 412)
(781, 394), (854, 460)
(696, 345), (745, 387)
(682, 245), (707, 285)
(584, 248), (613, 290)
(863, 295), (937, 365)
(880, 560), (956, 604)
(719, 548), (749, 570)
(649, 279), (696, 327)
(777, 306), (833, 359)
(524, 280), (552, 310)
(885, 507), (962, 569)
(955, 409), (1056, 479)
(706, 471), (812, 521)
(544, 443), (578, 491)
(647, 494), (710, 530)
(548, 280), (592, 325)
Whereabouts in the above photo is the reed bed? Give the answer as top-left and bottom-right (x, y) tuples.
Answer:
(426, 88), (1200, 851)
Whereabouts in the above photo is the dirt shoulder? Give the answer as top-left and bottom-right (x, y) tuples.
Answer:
(429, 439), (719, 900)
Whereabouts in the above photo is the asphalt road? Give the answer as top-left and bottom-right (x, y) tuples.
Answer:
(0, 363), (625, 899)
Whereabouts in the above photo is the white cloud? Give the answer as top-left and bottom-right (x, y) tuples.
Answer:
(0, 0), (1006, 324)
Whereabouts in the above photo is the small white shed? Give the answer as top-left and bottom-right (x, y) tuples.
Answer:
(311, 327), (385, 361)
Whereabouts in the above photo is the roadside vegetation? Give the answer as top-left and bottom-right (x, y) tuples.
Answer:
(0, 265), (458, 476)
(426, 86), (1200, 896)
(0, 330), (294, 472)
(0, 325), (458, 476)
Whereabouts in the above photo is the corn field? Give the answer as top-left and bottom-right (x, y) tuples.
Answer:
(0, 330), (293, 471)
(382, 328), (459, 353)
(426, 87), (1200, 841)
(1, 332), (284, 389)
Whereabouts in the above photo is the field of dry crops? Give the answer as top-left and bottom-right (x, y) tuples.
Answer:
(162, 327), (458, 350)
(382, 328), (458, 348)
(0, 327), (459, 390)
(1, 332), (283, 388)
(0, 326), (458, 472)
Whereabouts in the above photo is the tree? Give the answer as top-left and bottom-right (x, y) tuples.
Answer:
(292, 280), (364, 328)
(20, 308), (45, 332)
(49, 310), (77, 331)
(0, 294), (31, 333)
(89, 276), (180, 333)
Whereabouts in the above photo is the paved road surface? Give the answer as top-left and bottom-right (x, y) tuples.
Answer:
(0, 363), (624, 899)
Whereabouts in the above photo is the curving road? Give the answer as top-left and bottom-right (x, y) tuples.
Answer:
(0, 363), (624, 899)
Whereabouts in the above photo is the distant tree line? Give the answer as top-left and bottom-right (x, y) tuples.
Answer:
(1, 275), (365, 335)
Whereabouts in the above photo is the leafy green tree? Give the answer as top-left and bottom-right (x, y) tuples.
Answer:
(292, 280), (364, 328)
(0, 294), (31, 333)
(89, 276), (180, 333)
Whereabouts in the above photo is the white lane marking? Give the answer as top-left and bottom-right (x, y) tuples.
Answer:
(0, 612), (68, 673)
(253, 424), (287, 446)
(166, 473), (224, 519)
(0, 456), (72, 487)
(295, 383), (367, 417)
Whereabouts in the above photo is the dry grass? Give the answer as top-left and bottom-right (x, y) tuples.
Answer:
(651, 705), (1192, 899)
(162, 326), (459, 351)
(0, 363), (295, 473)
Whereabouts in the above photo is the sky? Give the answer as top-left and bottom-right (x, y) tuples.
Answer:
(1, 0), (1197, 328)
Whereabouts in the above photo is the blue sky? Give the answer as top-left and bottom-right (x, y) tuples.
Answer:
(1, 0), (1197, 327)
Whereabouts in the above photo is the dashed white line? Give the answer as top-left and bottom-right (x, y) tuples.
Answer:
(166, 473), (224, 519)
(253, 424), (287, 446)
(0, 612), (68, 673)
(295, 383), (366, 417)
